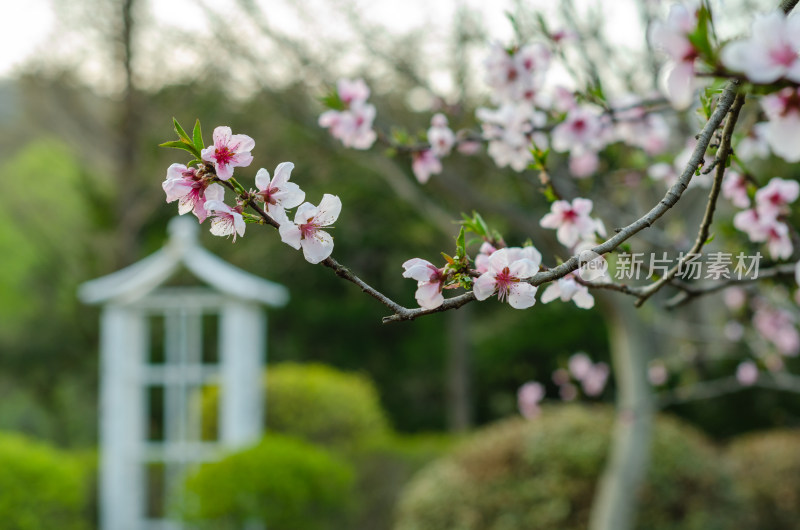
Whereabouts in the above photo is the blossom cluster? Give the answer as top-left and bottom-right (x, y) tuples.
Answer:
(411, 113), (456, 183)
(163, 124), (342, 264)
(720, 12), (800, 162)
(733, 177), (799, 260)
(553, 352), (610, 400)
(318, 79), (377, 150)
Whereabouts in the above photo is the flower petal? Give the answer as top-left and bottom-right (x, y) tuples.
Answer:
(508, 283), (537, 309)
(472, 273), (496, 301)
(315, 194), (342, 226)
(415, 282), (444, 309)
(301, 229), (334, 264)
(540, 283), (561, 304)
(255, 168), (271, 191)
(272, 162), (295, 188)
(278, 223), (302, 250)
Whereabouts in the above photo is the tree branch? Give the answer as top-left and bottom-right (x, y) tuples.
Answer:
(634, 90), (745, 307)
(663, 263), (797, 309)
(657, 372), (800, 409)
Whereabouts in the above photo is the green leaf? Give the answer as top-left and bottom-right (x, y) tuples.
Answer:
(192, 119), (204, 153)
(441, 253), (455, 265)
(320, 90), (345, 111)
(159, 140), (201, 158)
(704, 233), (715, 245)
(173, 118), (192, 143)
(455, 226), (466, 259)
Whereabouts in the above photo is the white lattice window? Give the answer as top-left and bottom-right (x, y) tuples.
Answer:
(80, 218), (287, 530)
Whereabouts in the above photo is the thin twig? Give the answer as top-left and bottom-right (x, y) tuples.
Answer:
(663, 263), (797, 309)
(657, 372), (800, 409)
(634, 90), (745, 307)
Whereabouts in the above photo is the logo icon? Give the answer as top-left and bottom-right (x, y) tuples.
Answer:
(577, 249), (608, 281)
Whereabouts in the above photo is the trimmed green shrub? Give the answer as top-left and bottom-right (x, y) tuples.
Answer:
(202, 362), (390, 448)
(183, 433), (355, 530)
(727, 429), (800, 529)
(0, 432), (93, 530)
(394, 405), (744, 530)
(354, 434), (457, 530)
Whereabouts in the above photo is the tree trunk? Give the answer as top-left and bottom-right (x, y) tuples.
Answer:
(588, 295), (654, 530)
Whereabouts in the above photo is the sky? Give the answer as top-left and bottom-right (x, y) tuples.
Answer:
(0, 0), (645, 86)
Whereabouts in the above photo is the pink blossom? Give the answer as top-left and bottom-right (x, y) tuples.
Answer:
(722, 171), (750, 209)
(402, 258), (445, 310)
(766, 221), (793, 260)
(473, 248), (540, 309)
(477, 103), (543, 171)
(737, 122), (771, 160)
(733, 208), (771, 242)
(551, 86), (577, 113)
(337, 78), (370, 105)
(517, 381), (545, 419)
(734, 209), (793, 260)
(568, 352), (593, 381)
(484, 42), (550, 104)
(539, 198), (602, 248)
(254, 162), (305, 217)
(582, 362), (610, 397)
(753, 303), (800, 356)
(754, 177), (799, 218)
(761, 88), (800, 162)
(721, 12), (800, 84)
(278, 194), (342, 264)
(162, 163), (224, 222)
(319, 102), (377, 150)
(552, 106), (608, 153)
(474, 242), (497, 274)
(204, 200), (246, 242)
(412, 150), (442, 184)
(200, 126), (255, 181)
(648, 362), (668, 386)
(457, 141), (482, 155)
(616, 111), (671, 155)
(650, 3), (700, 109)
(736, 361), (759, 386)
(427, 114), (455, 157)
(540, 274), (595, 309)
(723, 287), (747, 311)
(569, 149), (600, 179)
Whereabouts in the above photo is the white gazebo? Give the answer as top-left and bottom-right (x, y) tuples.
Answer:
(79, 217), (288, 530)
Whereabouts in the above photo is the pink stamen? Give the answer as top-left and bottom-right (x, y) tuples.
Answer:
(215, 146), (234, 165)
(494, 266), (518, 302)
(770, 44), (798, 67)
(299, 218), (318, 240)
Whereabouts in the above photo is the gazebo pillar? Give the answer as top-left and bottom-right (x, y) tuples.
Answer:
(220, 301), (267, 446)
(99, 305), (146, 530)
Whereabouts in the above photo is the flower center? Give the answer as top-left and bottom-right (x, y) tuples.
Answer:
(780, 90), (800, 116)
(299, 218), (318, 240)
(258, 187), (278, 205)
(770, 44), (798, 67)
(563, 209), (578, 223)
(494, 266), (518, 301)
(214, 146), (235, 166)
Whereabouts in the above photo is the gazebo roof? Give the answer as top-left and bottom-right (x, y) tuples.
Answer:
(79, 216), (289, 307)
